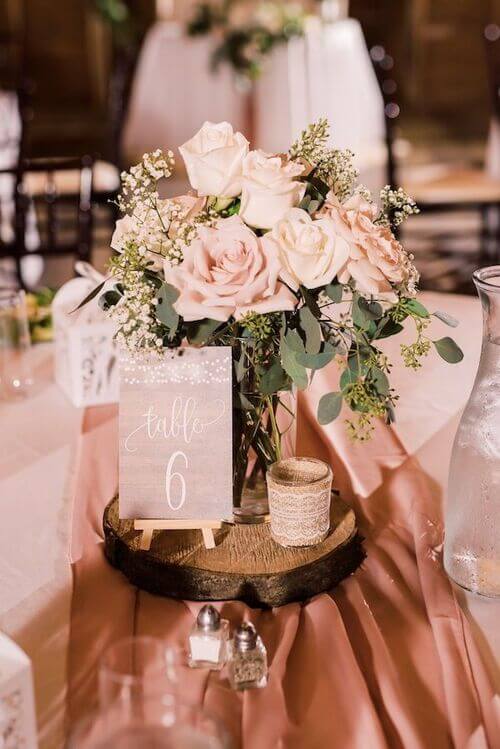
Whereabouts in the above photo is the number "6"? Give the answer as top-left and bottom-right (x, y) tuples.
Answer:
(165, 451), (188, 511)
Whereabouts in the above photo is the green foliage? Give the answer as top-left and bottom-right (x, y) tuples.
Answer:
(155, 283), (180, 337)
(433, 337), (464, 364)
(318, 392), (343, 425)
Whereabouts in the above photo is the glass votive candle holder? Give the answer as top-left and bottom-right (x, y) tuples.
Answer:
(98, 636), (175, 709)
(68, 697), (231, 749)
(266, 457), (333, 547)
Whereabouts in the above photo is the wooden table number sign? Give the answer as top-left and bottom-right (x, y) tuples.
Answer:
(119, 347), (233, 550)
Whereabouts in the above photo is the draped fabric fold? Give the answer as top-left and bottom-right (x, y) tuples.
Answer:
(67, 291), (498, 747)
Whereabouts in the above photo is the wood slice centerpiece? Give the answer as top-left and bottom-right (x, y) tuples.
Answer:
(103, 496), (364, 608)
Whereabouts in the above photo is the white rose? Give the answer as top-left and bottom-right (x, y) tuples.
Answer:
(239, 150), (306, 230)
(266, 208), (350, 289)
(179, 121), (249, 198)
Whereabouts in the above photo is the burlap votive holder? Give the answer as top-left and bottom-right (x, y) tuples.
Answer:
(266, 457), (333, 547)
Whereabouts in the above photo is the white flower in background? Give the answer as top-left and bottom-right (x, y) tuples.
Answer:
(179, 121), (249, 198)
(239, 151), (306, 230)
(265, 208), (350, 289)
(255, 2), (283, 33)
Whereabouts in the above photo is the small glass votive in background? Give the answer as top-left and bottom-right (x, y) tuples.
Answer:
(98, 636), (174, 709)
(0, 288), (34, 399)
(68, 697), (231, 749)
(266, 457), (333, 547)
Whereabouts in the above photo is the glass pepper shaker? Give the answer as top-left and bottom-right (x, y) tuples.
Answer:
(228, 622), (267, 691)
(188, 605), (229, 670)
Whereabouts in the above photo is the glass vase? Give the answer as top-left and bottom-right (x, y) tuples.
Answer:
(444, 266), (500, 597)
(232, 339), (296, 521)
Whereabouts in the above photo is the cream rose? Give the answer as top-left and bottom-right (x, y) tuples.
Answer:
(163, 215), (297, 322)
(265, 208), (350, 290)
(179, 121), (249, 198)
(324, 192), (416, 299)
(239, 151), (306, 230)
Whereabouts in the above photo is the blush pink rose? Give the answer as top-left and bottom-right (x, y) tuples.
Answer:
(163, 215), (297, 322)
(323, 192), (416, 299)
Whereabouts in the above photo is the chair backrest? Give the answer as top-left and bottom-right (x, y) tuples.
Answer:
(370, 44), (400, 188)
(0, 156), (94, 287)
(106, 41), (140, 170)
(484, 24), (500, 123)
(0, 32), (31, 168)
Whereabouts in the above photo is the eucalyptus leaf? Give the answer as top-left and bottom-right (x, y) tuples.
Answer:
(359, 298), (383, 320)
(186, 318), (222, 345)
(317, 392), (343, 425)
(156, 283), (180, 334)
(259, 358), (289, 395)
(299, 306), (322, 354)
(325, 282), (343, 304)
(285, 329), (306, 354)
(374, 317), (404, 340)
(296, 349), (335, 370)
(406, 299), (430, 318)
(433, 337), (464, 364)
(235, 350), (247, 383)
(70, 280), (106, 314)
(371, 367), (390, 396)
(352, 294), (371, 329)
(281, 338), (308, 390)
(433, 310), (459, 328)
(347, 354), (368, 377)
(340, 367), (358, 390)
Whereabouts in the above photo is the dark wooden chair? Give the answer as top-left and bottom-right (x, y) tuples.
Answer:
(371, 33), (500, 290)
(0, 156), (94, 288)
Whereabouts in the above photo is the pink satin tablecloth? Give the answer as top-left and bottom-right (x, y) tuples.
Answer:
(1, 291), (499, 748)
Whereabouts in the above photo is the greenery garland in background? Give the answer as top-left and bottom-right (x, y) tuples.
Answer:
(187, 1), (312, 80)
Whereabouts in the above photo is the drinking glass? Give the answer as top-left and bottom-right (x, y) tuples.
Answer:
(0, 288), (34, 398)
(98, 637), (174, 709)
(68, 698), (231, 749)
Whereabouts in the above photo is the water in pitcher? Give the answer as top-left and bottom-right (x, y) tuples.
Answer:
(444, 267), (500, 596)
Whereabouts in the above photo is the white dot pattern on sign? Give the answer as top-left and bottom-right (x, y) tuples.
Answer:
(121, 351), (231, 386)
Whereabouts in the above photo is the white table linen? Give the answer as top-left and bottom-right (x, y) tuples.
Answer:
(122, 22), (249, 165)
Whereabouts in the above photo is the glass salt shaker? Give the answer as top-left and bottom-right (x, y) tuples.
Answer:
(188, 605), (229, 670)
(228, 622), (267, 691)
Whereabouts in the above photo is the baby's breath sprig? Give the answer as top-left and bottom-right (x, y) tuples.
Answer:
(108, 241), (165, 353)
(118, 149), (175, 212)
(377, 185), (419, 229)
(315, 148), (359, 201)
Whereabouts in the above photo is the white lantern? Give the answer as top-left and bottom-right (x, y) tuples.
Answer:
(52, 276), (119, 408)
(0, 633), (37, 749)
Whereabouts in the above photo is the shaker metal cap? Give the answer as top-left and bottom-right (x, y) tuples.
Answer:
(234, 622), (257, 651)
(197, 604), (221, 631)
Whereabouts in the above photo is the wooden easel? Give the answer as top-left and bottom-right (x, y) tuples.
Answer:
(134, 519), (223, 551)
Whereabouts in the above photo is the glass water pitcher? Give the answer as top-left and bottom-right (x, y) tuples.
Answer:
(444, 266), (500, 597)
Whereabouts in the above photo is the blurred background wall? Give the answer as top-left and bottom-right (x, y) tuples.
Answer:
(0, 0), (498, 160)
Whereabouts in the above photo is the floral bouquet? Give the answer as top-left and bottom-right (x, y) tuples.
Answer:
(90, 119), (463, 508)
(187, 0), (310, 80)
